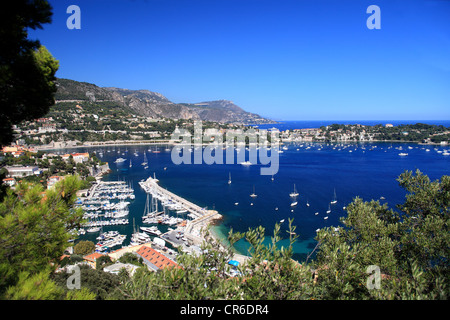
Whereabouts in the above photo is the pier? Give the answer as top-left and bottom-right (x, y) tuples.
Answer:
(139, 175), (223, 246)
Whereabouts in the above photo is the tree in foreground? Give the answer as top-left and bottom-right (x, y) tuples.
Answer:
(313, 169), (449, 299)
(0, 0), (59, 148)
(0, 175), (88, 299)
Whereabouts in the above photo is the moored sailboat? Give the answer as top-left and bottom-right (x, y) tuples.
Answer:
(289, 184), (299, 198)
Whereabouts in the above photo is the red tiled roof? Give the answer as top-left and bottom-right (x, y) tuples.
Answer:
(84, 252), (104, 262)
(136, 246), (178, 270)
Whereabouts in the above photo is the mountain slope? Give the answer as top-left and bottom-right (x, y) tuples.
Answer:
(54, 78), (273, 124)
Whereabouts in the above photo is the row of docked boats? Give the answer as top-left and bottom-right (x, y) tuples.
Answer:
(77, 180), (135, 233)
(95, 230), (127, 252)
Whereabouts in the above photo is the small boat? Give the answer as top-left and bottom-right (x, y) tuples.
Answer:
(289, 184), (299, 198)
(240, 161), (252, 166)
(114, 157), (126, 163)
(324, 216), (328, 220)
(228, 172), (232, 185)
(141, 152), (148, 166)
(330, 188), (337, 204)
(280, 219), (285, 223)
(234, 202), (239, 205)
(326, 204), (331, 214)
(398, 153), (408, 156)
(306, 200), (310, 207)
(315, 212), (319, 215)
(250, 185), (257, 198)
(290, 201), (297, 207)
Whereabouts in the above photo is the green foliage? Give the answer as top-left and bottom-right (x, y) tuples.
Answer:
(0, 176), (84, 297)
(5, 270), (63, 300)
(313, 169), (449, 299)
(73, 240), (95, 256)
(118, 252), (144, 267)
(0, 0), (58, 147)
(52, 265), (120, 300)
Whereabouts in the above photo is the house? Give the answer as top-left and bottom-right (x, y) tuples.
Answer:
(107, 244), (147, 261)
(2, 178), (16, 187)
(135, 246), (178, 272)
(11, 151), (25, 158)
(2, 146), (18, 153)
(5, 166), (40, 178)
(62, 152), (89, 164)
(83, 252), (105, 269)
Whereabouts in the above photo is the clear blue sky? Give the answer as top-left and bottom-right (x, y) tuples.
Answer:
(29, 0), (450, 121)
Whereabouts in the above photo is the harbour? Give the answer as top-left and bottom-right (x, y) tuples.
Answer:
(76, 171), (224, 257)
(70, 138), (450, 262)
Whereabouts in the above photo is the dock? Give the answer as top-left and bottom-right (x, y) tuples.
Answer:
(139, 176), (223, 246)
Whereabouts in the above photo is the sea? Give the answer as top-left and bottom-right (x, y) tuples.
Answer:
(67, 120), (450, 262)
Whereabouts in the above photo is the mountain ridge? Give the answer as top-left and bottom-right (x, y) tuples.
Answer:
(55, 78), (273, 124)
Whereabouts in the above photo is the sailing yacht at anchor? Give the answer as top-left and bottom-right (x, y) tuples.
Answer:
(330, 188), (337, 204)
(289, 184), (299, 197)
(141, 152), (148, 168)
(250, 185), (257, 198)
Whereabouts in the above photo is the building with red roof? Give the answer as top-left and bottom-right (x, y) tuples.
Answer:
(83, 252), (105, 269)
(135, 246), (178, 272)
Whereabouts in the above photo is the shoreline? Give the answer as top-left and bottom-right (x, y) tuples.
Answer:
(33, 138), (446, 152)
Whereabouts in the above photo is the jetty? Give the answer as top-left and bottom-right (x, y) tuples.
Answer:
(139, 175), (222, 246)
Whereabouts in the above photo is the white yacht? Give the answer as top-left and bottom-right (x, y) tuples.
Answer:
(140, 226), (162, 236)
(114, 157), (126, 163)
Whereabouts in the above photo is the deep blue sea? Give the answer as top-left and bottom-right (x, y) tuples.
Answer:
(255, 120), (450, 131)
(67, 120), (450, 262)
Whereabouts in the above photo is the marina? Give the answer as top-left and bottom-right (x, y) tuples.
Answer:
(70, 137), (450, 261)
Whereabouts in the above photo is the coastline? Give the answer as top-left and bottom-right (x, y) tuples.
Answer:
(34, 137), (446, 152)
(35, 139), (174, 151)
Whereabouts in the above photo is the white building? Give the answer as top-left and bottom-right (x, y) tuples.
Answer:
(5, 166), (40, 178)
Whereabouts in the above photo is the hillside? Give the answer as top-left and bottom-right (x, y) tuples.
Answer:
(55, 78), (273, 124)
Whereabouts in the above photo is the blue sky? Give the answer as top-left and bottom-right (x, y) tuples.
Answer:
(28, 0), (450, 121)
